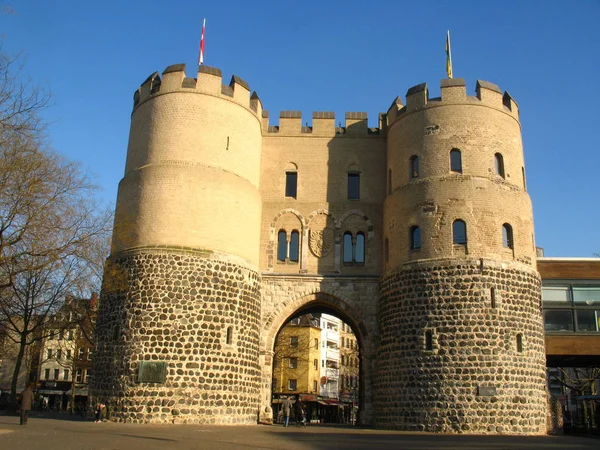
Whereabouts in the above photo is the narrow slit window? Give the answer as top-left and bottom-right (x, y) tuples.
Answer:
(348, 172), (360, 200)
(226, 326), (233, 345)
(410, 226), (421, 250)
(491, 287), (496, 308)
(450, 149), (462, 173)
(277, 230), (287, 261)
(522, 167), (527, 191)
(410, 155), (420, 179)
(453, 220), (467, 245)
(285, 171), (297, 198)
(502, 223), (514, 249)
(355, 233), (365, 263)
(494, 153), (505, 178)
(289, 230), (300, 262)
(385, 238), (389, 263)
(425, 330), (433, 351)
(516, 334), (523, 353)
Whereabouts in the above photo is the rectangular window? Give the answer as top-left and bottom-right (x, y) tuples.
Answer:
(288, 379), (297, 391)
(542, 286), (571, 304)
(84, 370), (89, 383)
(57, 349), (62, 360)
(313, 359), (318, 370)
(285, 172), (297, 198)
(45, 369), (50, 380)
(576, 310), (600, 332)
(573, 287), (600, 306)
(347, 173), (360, 200)
(76, 369), (83, 383)
(313, 380), (318, 392)
(68, 330), (74, 340)
(64, 369), (70, 381)
(544, 309), (574, 332)
(314, 338), (319, 349)
(54, 369), (59, 380)
(78, 348), (84, 359)
(87, 349), (93, 361)
(289, 357), (298, 369)
(47, 349), (52, 359)
(66, 350), (72, 360)
(290, 336), (298, 348)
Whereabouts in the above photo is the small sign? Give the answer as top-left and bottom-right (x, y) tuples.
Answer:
(478, 386), (497, 396)
(138, 361), (167, 383)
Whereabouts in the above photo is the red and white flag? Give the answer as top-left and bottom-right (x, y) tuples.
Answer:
(199, 18), (206, 65)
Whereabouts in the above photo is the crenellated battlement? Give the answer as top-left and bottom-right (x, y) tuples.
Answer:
(386, 78), (519, 128)
(262, 110), (382, 137)
(132, 64), (262, 117)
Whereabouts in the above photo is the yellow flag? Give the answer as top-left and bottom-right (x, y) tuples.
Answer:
(446, 30), (453, 79)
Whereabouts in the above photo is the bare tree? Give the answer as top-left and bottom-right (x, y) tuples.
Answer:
(0, 46), (112, 412)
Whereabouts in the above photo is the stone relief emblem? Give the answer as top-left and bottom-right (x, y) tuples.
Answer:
(309, 227), (333, 257)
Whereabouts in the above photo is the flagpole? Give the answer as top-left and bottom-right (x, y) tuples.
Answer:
(446, 30), (453, 79)
(199, 18), (206, 66)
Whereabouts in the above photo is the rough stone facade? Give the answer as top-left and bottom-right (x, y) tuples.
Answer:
(93, 63), (548, 434)
(376, 259), (547, 433)
(94, 248), (261, 424)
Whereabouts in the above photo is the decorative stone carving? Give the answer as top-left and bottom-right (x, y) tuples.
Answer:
(309, 228), (333, 257)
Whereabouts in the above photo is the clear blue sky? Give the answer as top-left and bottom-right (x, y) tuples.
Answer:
(1, 0), (599, 257)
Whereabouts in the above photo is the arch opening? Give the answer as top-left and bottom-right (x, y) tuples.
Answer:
(267, 296), (368, 427)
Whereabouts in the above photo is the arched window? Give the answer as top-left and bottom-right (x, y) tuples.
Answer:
(277, 230), (287, 262)
(494, 153), (505, 178)
(343, 232), (353, 263)
(388, 169), (392, 194)
(343, 232), (365, 264)
(355, 233), (365, 263)
(450, 149), (462, 173)
(410, 226), (421, 250)
(502, 223), (513, 249)
(410, 155), (420, 179)
(289, 230), (300, 262)
(452, 220), (467, 245)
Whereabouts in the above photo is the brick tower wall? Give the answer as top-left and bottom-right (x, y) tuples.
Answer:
(376, 79), (547, 434)
(92, 65), (264, 424)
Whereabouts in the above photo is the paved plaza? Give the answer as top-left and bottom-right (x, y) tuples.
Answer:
(0, 413), (598, 450)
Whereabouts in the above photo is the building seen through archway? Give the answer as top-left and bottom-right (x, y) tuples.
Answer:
(271, 313), (359, 425)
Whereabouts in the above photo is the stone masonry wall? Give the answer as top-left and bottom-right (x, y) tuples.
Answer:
(375, 259), (547, 434)
(91, 248), (262, 424)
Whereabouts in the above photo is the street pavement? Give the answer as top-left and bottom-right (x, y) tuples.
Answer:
(0, 412), (598, 450)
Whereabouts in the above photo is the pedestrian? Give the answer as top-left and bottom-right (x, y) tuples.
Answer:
(94, 402), (105, 423)
(20, 385), (34, 425)
(281, 396), (292, 427)
(295, 399), (306, 426)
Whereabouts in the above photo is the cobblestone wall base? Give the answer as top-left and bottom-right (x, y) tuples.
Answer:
(91, 248), (262, 424)
(374, 259), (548, 434)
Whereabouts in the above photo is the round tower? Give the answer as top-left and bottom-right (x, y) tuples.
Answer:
(92, 64), (264, 424)
(376, 78), (547, 434)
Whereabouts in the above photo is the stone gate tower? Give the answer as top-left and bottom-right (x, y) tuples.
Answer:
(376, 79), (547, 433)
(93, 64), (548, 433)
(93, 65), (264, 423)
